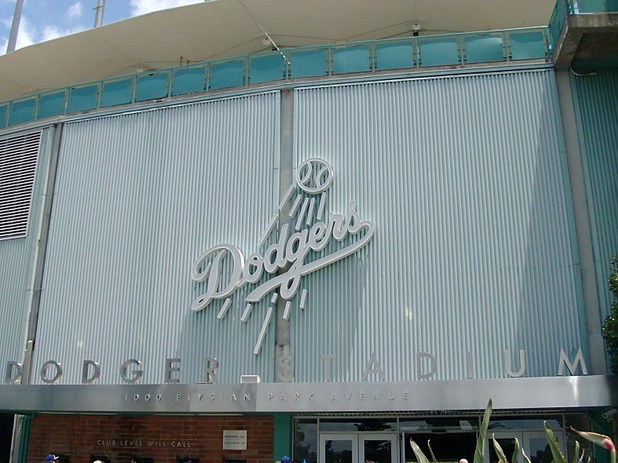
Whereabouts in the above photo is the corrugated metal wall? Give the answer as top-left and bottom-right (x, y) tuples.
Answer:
(292, 68), (586, 381)
(570, 70), (618, 324)
(0, 128), (53, 369)
(33, 93), (280, 385)
(27, 68), (591, 385)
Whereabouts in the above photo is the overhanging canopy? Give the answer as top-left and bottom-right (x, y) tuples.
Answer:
(0, 0), (555, 102)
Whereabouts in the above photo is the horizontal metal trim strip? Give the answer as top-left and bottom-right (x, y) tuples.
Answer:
(0, 376), (615, 414)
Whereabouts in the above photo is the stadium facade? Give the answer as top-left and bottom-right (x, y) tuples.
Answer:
(0, 2), (617, 463)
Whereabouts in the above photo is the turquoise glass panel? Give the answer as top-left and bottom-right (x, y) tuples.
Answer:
(38, 91), (66, 119)
(172, 66), (206, 95)
(548, 1), (568, 48)
(68, 85), (99, 112)
(333, 46), (370, 74)
(290, 49), (326, 78)
(572, 0), (618, 12)
(420, 38), (459, 66)
(136, 72), (169, 101)
(8, 98), (36, 126)
(250, 54), (285, 84)
(376, 42), (416, 70)
(0, 104), (7, 129)
(510, 31), (547, 60)
(210, 60), (244, 90)
(465, 35), (504, 63)
(101, 78), (133, 107)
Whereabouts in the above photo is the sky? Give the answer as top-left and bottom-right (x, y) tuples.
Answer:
(0, 0), (205, 55)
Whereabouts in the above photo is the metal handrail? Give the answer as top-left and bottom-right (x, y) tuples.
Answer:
(548, 0), (618, 50)
(0, 27), (551, 130)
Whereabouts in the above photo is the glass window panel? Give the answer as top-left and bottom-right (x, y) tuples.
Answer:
(173, 66), (206, 96)
(320, 419), (396, 432)
(68, 85), (99, 112)
(465, 35), (503, 63)
(333, 47), (370, 74)
(527, 437), (553, 463)
(290, 50), (326, 78)
(136, 72), (169, 101)
(363, 438), (392, 463)
(8, 98), (36, 126)
(420, 38), (459, 66)
(324, 439), (353, 463)
(295, 420), (318, 463)
(38, 91), (66, 119)
(400, 418), (478, 432)
(488, 418), (561, 431)
(210, 60), (244, 89)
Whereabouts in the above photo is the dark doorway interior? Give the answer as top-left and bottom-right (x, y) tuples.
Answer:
(0, 414), (14, 463)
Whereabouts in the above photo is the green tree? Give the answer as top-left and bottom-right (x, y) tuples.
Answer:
(603, 256), (618, 374)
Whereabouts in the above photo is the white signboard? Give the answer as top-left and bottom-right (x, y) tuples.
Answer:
(222, 430), (247, 450)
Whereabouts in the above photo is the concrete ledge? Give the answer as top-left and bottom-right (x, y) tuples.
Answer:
(553, 12), (618, 69)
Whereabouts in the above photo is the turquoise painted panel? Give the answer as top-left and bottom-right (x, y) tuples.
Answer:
(9, 98), (37, 126)
(292, 69), (584, 382)
(510, 31), (547, 60)
(420, 37), (459, 66)
(172, 66), (206, 95)
(0, 104), (7, 129)
(250, 54), (285, 84)
(465, 35), (503, 63)
(136, 72), (169, 101)
(210, 60), (244, 90)
(290, 49), (326, 78)
(101, 78), (134, 107)
(376, 42), (416, 71)
(34, 93), (280, 385)
(570, 70), (618, 323)
(68, 85), (99, 112)
(38, 91), (66, 119)
(333, 46), (371, 74)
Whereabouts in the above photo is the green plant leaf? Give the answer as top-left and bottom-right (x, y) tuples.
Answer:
(522, 449), (532, 463)
(491, 434), (508, 463)
(570, 428), (615, 450)
(410, 439), (432, 463)
(511, 437), (521, 463)
(544, 421), (567, 463)
(473, 399), (493, 463)
(571, 440), (584, 463)
(571, 427), (616, 463)
(427, 439), (438, 463)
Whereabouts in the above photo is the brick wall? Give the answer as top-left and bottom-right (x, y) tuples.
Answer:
(28, 415), (274, 463)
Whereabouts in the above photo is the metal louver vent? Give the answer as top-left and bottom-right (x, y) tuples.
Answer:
(0, 131), (41, 240)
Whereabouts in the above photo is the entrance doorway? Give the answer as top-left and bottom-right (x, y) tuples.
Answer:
(319, 433), (399, 463)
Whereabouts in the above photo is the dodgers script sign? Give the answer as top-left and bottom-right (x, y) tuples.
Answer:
(191, 159), (375, 354)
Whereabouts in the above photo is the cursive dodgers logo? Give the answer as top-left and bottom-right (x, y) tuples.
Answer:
(191, 159), (374, 354)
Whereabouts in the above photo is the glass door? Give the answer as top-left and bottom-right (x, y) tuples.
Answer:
(361, 433), (398, 463)
(320, 433), (398, 463)
(321, 433), (357, 463)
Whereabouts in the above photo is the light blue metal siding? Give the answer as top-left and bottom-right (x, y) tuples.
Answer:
(33, 93), (280, 385)
(0, 128), (53, 369)
(292, 69), (585, 382)
(570, 70), (618, 325)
